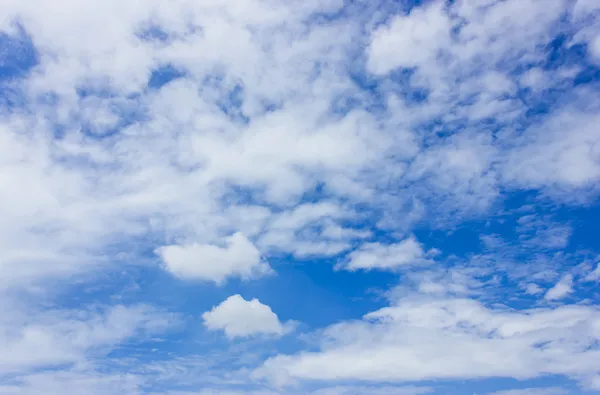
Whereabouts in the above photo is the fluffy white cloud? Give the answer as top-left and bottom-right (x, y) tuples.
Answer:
(156, 233), (272, 284)
(544, 274), (574, 301)
(257, 297), (600, 386)
(503, 102), (600, 194)
(342, 236), (430, 271)
(486, 388), (567, 395)
(202, 294), (291, 339)
(367, 1), (451, 74)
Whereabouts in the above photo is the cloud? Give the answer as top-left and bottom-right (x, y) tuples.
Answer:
(1, 0), (600, 394)
(486, 388), (567, 395)
(524, 283), (544, 295)
(0, 300), (175, 373)
(202, 295), (293, 339)
(502, 100), (600, 194)
(0, 371), (144, 395)
(584, 263), (600, 282)
(544, 274), (574, 301)
(341, 236), (430, 271)
(156, 233), (272, 284)
(154, 386), (431, 395)
(257, 296), (600, 386)
(309, 385), (432, 395)
(367, 1), (451, 74)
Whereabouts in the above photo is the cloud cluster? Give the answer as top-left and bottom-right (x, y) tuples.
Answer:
(0, 0), (599, 393)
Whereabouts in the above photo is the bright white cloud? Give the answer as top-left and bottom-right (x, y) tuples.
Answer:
(156, 233), (272, 284)
(503, 102), (600, 193)
(544, 274), (574, 301)
(257, 296), (600, 386)
(367, 1), (451, 74)
(202, 294), (291, 339)
(486, 388), (567, 395)
(342, 236), (429, 271)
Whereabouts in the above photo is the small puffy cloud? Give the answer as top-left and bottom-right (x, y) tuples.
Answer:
(156, 233), (272, 284)
(544, 274), (573, 301)
(341, 236), (430, 271)
(202, 294), (293, 339)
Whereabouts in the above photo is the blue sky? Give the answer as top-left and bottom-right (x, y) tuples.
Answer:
(1, 0), (600, 394)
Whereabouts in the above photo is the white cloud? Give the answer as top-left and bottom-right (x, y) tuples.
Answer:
(1, 0), (600, 393)
(310, 385), (432, 395)
(544, 274), (574, 301)
(154, 386), (431, 395)
(156, 233), (272, 284)
(367, 1), (451, 74)
(584, 263), (600, 282)
(486, 388), (567, 395)
(342, 236), (429, 271)
(524, 283), (543, 295)
(202, 294), (292, 339)
(502, 101), (600, 193)
(256, 296), (600, 387)
(0, 371), (144, 395)
(0, 300), (174, 373)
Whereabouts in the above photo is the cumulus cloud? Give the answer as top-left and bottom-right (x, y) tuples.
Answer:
(202, 295), (292, 339)
(257, 296), (600, 386)
(486, 388), (567, 395)
(156, 233), (272, 284)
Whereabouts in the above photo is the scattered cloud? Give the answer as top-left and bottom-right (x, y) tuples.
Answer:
(544, 274), (574, 301)
(156, 233), (272, 284)
(202, 295), (293, 339)
(257, 296), (600, 386)
(341, 236), (430, 271)
(486, 387), (567, 395)
(584, 263), (600, 282)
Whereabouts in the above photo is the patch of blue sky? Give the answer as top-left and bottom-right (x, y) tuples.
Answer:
(0, 26), (38, 81)
(147, 64), (187, 90)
